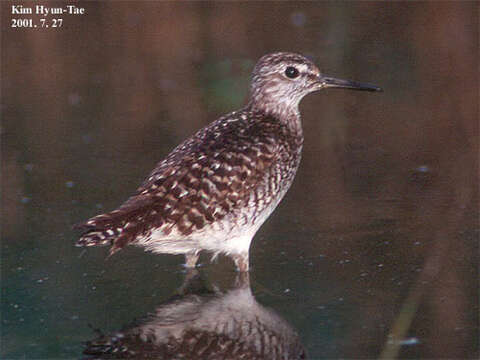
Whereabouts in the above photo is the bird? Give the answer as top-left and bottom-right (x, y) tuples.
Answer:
(75, 52), (381, 272)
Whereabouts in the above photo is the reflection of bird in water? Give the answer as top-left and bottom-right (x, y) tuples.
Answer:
(75, 52), (381, 271)
(82, 271), (307, 359)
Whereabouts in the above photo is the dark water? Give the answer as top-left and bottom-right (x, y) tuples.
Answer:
(2, 1), (478, 359)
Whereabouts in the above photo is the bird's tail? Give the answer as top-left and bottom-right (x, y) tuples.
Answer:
(74, 212), (124, 249)
(75, 228), (119, 248)
(74, 205), (150, 256)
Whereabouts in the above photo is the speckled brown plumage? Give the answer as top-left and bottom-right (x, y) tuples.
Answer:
(75, 52), (381, 271)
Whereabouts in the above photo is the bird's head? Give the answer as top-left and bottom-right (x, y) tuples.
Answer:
(249, 52), (381, 117)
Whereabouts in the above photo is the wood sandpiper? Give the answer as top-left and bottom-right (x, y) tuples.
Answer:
(75, 52), (381, 271)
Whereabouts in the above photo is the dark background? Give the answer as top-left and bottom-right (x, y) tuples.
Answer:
(2, 1), (478, 358)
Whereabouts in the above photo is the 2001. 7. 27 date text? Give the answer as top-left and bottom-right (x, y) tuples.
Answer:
(12, 18), (63, 28)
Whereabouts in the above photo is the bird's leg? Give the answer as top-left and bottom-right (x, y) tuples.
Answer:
(185, 252), (199, 268)
(233, 253), (249, 272)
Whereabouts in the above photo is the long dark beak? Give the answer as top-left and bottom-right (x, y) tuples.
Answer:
(320, 75), (382, 92)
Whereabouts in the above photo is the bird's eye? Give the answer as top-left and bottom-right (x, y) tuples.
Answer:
(285, 66), (300, 79)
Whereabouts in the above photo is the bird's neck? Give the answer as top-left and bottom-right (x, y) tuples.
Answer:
(247, 99), (303, 137)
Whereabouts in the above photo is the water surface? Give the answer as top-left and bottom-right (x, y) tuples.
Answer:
(2, 1), (478, 358)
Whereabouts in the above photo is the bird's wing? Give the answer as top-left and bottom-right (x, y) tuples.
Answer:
(76, 114), (282, 255)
